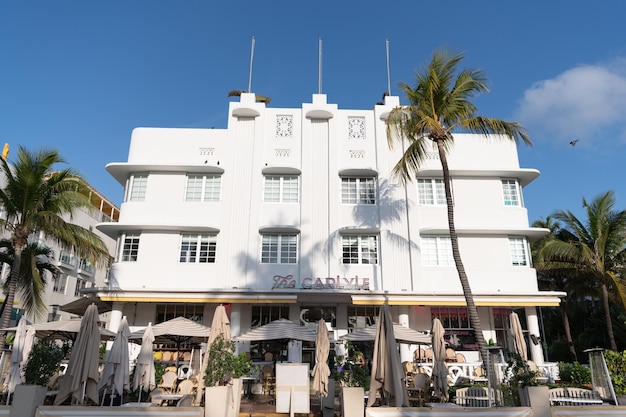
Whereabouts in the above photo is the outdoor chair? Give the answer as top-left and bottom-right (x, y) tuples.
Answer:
(407, 373), (430, 407)
(177, 379), (196, 394)
(445, 347), (457, 362)
(176, 394), (195, 407)
(455, 353), (466, 363)
(149, 388), (165, 406)
(261, 365), (275, 396)
(157, 371), (178, 393)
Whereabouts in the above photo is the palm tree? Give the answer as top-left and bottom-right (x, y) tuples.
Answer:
(534, 191), (626, 351)
(531, 216), (579, 361)
(387, 50), (532, 365)
(0, 241), (59, 320)
(0, 146), (110, 350)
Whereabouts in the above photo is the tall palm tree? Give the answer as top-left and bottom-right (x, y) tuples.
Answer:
(0, 146), (110, 350)
(531, 216), (579, 361)
(0, 241), (59, 320)
(387, 50), (532, 365)
(534, 191), (626, 351)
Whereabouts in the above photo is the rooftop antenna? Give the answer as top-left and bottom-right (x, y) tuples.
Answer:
(248, 36), (255, 93)
(318, 37), (322, 94)
(386, 38), (391, 95)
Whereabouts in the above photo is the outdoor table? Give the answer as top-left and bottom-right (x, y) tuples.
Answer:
(241, 376), (257, 399)
(152, 393), (184, 406)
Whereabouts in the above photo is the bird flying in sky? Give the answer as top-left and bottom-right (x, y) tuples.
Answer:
(570, 139), (580, 146)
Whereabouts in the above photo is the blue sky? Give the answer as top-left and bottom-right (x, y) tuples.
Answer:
(1, 1), (625, 223)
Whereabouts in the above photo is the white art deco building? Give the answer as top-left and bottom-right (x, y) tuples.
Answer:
(95, 93), (563, 371)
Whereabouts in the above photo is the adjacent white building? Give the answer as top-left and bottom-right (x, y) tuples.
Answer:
(95, 93), (563, 371)
(0, 180), (119, 325)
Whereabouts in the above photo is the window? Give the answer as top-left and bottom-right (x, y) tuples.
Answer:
(53, 273), (67, 294)
(261, 234), (298, 264)
(128, 174), (148, 201)
(179, 233), (217, 263)
(59, 250), (78, 268)
(156, 303), (204, 324)
(431, 307), (475, 350)
(502, 179), (521, 206)
(417, 178), (446, 205)
(263, 175), (299, 203)
(121, 233), (140, 262)
(75, 277), (88, 296)
(509, 237), (528, 266)
(421, 236), (453, 266)
(342, 235), (378, 264)
(341, 177), (376, 204)
(348, 306), (380, 330)
(251, 305), (289, 328)
(185, 174), (221, 202)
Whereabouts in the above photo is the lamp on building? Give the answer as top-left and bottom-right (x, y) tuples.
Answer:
(48, 304), (60, 322)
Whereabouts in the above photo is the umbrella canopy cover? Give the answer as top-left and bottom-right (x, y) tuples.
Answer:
(196, 304), (231, 404)
(98, 316), (131, 400)
(0, 318), (115, 341)
(133, 323), (156, 393)
(312, 319), (331, 397)
(431, 318), (449, 402)
(340, 322), (430, 344)
(55, 304), (102, 405)
(234, 319), (317, 342)
(4, 317), (34, 393)
(129, 316), (212, 344)
(367, 304), (408, 407)
(509, 312), (527, 361)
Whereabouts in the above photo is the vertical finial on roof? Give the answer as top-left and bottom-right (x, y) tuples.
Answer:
(318, 37), (323, 94)
(248, 36), (255, 94)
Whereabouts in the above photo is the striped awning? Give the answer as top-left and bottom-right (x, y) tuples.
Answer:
(129, 316), (212, 344)
(234, 319), (317, 342)
(340, 322), (430, 344)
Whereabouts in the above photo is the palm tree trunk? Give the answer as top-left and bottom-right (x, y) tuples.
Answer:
(559, 300), (577, 361)
(0, 246), (22, 351)
(600, 282), (618, 351)
(436, 139), (489, 366)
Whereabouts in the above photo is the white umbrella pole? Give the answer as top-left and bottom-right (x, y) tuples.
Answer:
(138, 385), (143, 402)
(6, 392), (10, 406)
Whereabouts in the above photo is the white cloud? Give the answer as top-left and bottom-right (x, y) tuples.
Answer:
(515, 60), (626, 145)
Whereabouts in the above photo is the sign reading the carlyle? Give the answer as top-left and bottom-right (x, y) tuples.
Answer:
(272, 274), (370, 290)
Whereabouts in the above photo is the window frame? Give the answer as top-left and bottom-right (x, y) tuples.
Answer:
(341, 234), (378, 264)
(421, 235), (454, 266)
(179, 233), (218, 263)
(509, 236), (529, 266)
(185, 174), (222, 202)
(341, 177), (377, 205)
(53, 273), (68, 294)
(417, 178), (447, 206)
(260, 233), (298, 264)
(501, 179), (522, 207)
(263, 175), (300, 203)
(120, 233), (140, 262)
(128, 174), (148, 202)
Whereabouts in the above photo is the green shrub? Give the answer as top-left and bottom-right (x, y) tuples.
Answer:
(557, 361), (591, 385)
(24, 338), (66, 386)
(204, 334), (252, 387)
(604, 350), (626, 395)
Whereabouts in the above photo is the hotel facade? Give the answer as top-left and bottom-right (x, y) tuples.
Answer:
(95, 93), (563, 369)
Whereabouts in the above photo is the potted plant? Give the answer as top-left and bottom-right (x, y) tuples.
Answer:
(204, 334), (252, 417)
(12, 337), (66, 415)
(332, 349), (369, 417)
(503, 352), (547, 407)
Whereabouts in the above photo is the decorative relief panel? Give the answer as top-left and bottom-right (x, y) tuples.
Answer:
(348, 117), (366, 140)
(275, 149), (291, 157)
(276, 115), (293, 138)
(199, 148), (215, 156)
(349, 150), (365, 159)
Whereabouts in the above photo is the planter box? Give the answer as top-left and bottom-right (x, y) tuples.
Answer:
(10, 385), (48, 417)
(342, 387), (364, 417)
(205, 379), (242, 417)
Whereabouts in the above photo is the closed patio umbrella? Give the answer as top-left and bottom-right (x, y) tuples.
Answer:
(312, 319), (331, 397)
(509, 312), (527, 361)
(5, 317), (35, 404)
(55, 304), (101, 405)
(431, 318), (449, 402)
(99, 316), (131, 405)
(368, 304), (408, 407)
(133, 322), (156, 402)
(196, 304), (231, 404)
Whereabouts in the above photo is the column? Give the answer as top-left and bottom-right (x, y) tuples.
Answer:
(525, 306), (545, 364)
(398, 306), (412, 363)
